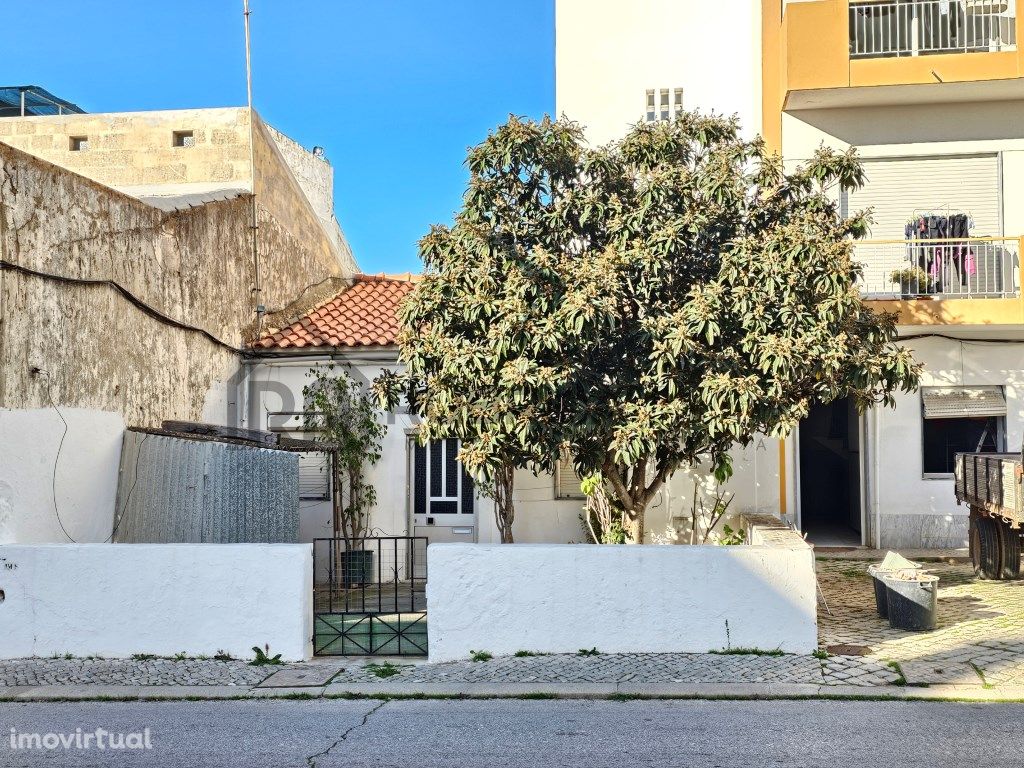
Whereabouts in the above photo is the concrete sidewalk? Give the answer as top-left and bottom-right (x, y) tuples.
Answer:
(2, 652), (1022, 702)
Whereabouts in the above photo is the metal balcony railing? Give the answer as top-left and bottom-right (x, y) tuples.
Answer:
(854, 237), (1020, 298)
(850, 0), (1017, 58)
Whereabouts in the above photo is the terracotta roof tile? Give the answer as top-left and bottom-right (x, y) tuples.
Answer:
(253, 273), (420, 350)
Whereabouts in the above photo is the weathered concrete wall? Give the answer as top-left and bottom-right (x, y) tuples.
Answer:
(0, 142), (245, 419)
(428, 542), (818, 661)
(264, 122), (356, 276)
(0, 107), (253, 194)
(252, 117), (357, 284)
(0, 543), (313, 660)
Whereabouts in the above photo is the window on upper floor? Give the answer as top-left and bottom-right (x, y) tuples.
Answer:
(69, 136), (89, 151)
(645, 88), (683, 123)
(172, 130), (195, 148)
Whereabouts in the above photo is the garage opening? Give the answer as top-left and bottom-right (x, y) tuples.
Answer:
(799, 397), (862, 547)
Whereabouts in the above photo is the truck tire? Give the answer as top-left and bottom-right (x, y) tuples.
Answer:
(995, 519), (1022, 580)
(973, 516), (1003, 580)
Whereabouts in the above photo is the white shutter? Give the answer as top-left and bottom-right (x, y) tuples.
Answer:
(922, 386), (1006, 419)
(298, 452), (330, 501)
(555, 456), (585, 499)
(846, 155), (1001, 239)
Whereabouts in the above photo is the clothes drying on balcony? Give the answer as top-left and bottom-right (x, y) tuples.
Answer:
(903, 213), (977, 292)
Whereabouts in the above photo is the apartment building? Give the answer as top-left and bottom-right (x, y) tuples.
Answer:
(557, 1), (1024, 548)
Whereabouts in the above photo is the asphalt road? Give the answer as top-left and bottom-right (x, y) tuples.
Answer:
(1, 698), (1022, 767)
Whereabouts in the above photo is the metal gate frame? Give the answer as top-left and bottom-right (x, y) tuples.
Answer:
(313, 536), (428, 656)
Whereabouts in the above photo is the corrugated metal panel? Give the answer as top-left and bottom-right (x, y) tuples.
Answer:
(113, 429), (299, 543)
(922, 386), (1006, 419)
(555, 456), (584, 499)
(845, 155), (1001, 239)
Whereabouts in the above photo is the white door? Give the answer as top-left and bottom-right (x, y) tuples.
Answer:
(410, 438), (476, 544)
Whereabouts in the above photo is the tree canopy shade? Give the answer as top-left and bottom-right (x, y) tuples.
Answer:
(376, 112), (920, 542)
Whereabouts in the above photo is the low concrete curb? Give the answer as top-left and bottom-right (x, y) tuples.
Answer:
(4, 682), (1024, 702)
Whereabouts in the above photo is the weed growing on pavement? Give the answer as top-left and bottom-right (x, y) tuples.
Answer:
(365, 662), (405, 679)
(470, 650), (493, 662)
(709, 648), (785, 657)
(886, 660), (907, 686)
(812, 649), (830, 660)
(514, 650), (547, 657)
(577, 648), (601, 656)
(250, 645), (283, 666)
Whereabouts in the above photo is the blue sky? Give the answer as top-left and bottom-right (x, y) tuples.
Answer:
(5, 1), (555, 274)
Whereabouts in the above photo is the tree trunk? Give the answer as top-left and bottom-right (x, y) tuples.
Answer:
(623, 509), (645, 544)
(492, 464), (515, 544)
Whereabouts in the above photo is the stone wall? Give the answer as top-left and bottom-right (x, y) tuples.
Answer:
(0, 107), (252, 194)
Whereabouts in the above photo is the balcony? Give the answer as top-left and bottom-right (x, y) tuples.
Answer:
(850, 1), (1017, 59)
(777, 0), (1024, 109)
(855, 237), (1019, 299)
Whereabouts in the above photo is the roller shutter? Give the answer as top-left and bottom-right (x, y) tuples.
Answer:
(845, 155), (1001, 239)
(922, 386), (1007, 419)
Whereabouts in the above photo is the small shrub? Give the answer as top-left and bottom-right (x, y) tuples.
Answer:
(719, 524), (745, 546)
(250, 645), (283, 666)
(812, 649), (830, 660)
(577, 647), (601, 657)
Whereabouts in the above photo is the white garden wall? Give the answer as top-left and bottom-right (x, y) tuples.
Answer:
(0, 408), (123, 544)
(0, 544), (312, 660)
(427, 543), (817, 662)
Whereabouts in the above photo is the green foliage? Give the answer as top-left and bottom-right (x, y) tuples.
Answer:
(213, 650), (234, 662)
(378, 112), (920, 540)
(304, 364), (386, 544)
(719, 524), (745, 546)
(250, 645), (283, 666)
(812, 648), (830, 660)
(131, 653), (157, 661)
(577, 647), (601, 656)
(513, 650), (547, 657)
(709, 647), (785, 657)
(470, 650), (493, 662)
(364, 661), (405, 678)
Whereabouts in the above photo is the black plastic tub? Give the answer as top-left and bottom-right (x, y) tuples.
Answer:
(867, 565), (889, 618)
(883, 573), (939, 631)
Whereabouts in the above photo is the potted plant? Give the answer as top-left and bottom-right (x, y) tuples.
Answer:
(304, 364), (386, 587)
(890, 267), (934, 298)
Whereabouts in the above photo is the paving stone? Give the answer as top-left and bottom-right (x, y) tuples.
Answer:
(816, 559), (1024, 688)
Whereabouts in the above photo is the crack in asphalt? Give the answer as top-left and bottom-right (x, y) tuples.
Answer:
(306, 700), (387, 767)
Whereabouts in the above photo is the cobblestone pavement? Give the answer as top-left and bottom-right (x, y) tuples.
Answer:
(817, 559), (1024, 686)
(0, 658), (272, 687)
(326, 652), (901, 687)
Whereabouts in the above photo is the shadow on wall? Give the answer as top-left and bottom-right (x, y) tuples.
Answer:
(790, 100), (1024, 147)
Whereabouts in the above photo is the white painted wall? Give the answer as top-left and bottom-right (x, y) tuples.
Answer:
(556, 0), (763, 144)
(0, 544), (312, 660)
(865, 334), (1024, 547)
(0, 408), (123, 544)
(428, 542), (817, 661)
